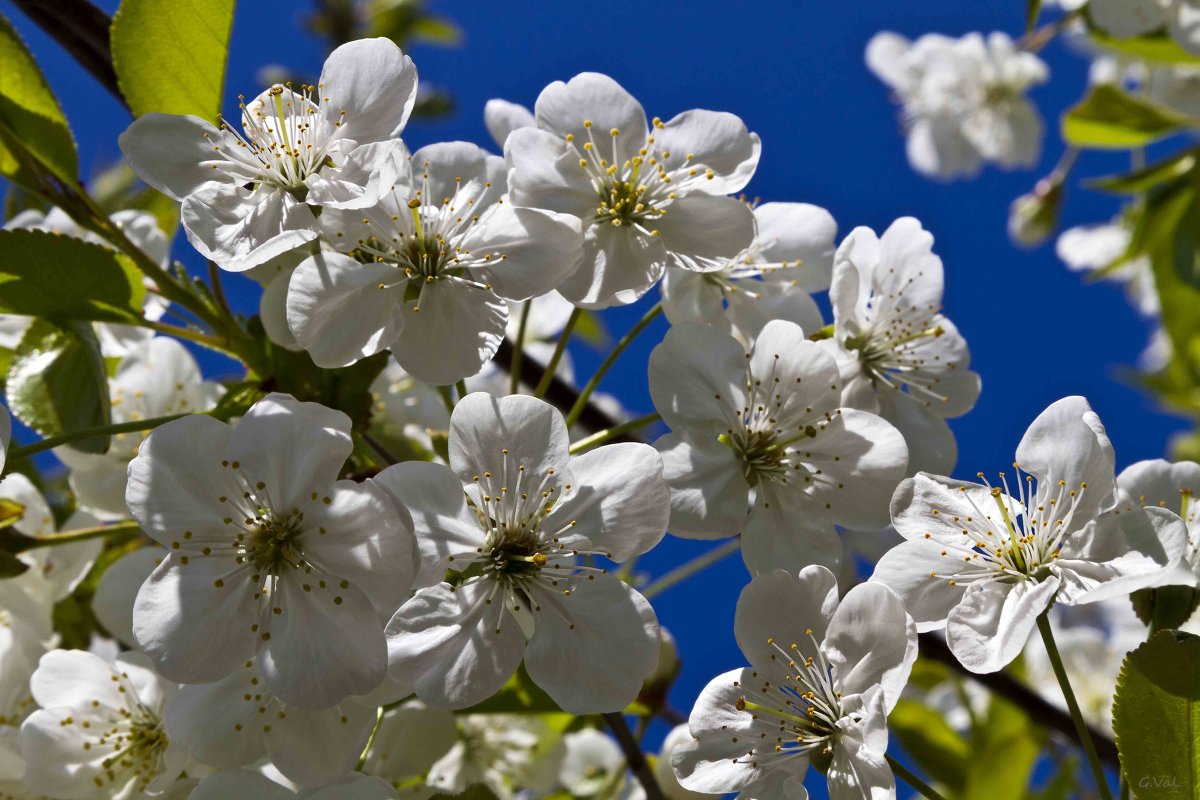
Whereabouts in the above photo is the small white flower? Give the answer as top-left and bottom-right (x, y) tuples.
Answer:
(163, 657), (378, 786)
(120, 39), (418, 271)
(376, 393), (669, 713)
(2, 207), (171, 358)
(1, 473), (103, 603)
(1113, 458), (1200, 584)
(19, 649), (189, 799)
(649, 319), (908, 575)
(126, 393), (415, 708)
(57, 337), (224, 519)
(359, 700), (459, 789)
(867, 32), (1047, 180)
(828, 217), (980, 475)
(558, 728), (623, 797)
(1056, 215), (1157, 316)
(871, 396), (1187, 673)
(423, 713), (564, 800)
(672, 567), (917, 800)
(287, 141), (583, 384)
(661, 202), (836, 344)
(506, 73), (760, 308)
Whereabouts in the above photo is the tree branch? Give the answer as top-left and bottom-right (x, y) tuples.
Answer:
(9, 0), (127, 111)
(603, 712), (665, 800)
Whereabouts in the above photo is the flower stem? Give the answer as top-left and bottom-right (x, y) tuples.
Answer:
(565, 301), (662, 429)
(139, 319), (233, 355)
(568, 412), (660, 454)
(1036, 613), (1114, 800)
(356, 707), (384, 771)
(12, 520), (142, 551)
(455, 379), (469, 402)
(7, 412), (191, 460)
(509, 300), (531, 395)
(886, 754), (949, 800)
(603, 712), (664, 800)
(533, 307), (582, 399)
(642, 538), (741, 599)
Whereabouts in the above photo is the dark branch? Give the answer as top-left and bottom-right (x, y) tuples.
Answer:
(604, 712), (665, 800)
(9, 0), (127, 111)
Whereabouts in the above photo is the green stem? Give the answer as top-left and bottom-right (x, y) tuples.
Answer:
(437, 385), (455, 415)
(565, 301), (662, 428)
(455, 379), (469, 402)
(356, 706), (384, 771)
(509, 300), (531, 395)
(8, 412), (191, 460)
(533, 307), (582, 399)
(886, 754), (949, 800)
(361, 432), (399, 467)
(14, 520), (141, 551)
(641, 538), (741, 599)
(568, 412), (661, 455)
(208, 260), (234, 321)
(140, 320), (232, 354)
(1037, 613), (1114, 800)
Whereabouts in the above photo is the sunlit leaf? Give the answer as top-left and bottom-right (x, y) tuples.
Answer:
(1062, 85), (1190, 149)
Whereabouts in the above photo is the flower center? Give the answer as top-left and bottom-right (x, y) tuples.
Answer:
(209, 83), (343, 195)
(243, 509), (304, 573)
(730, 633), (848, 770)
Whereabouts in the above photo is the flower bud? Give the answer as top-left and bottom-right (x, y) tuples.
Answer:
(1008, 177), (1063, 248)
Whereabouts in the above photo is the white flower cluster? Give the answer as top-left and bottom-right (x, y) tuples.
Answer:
(0, 31), (1195, 800)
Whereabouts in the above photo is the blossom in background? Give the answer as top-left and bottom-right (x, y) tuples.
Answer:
(377, 393), (669, 713)
(867, 31), (1048, 180)
(126, 393), (415, 708)
(558, 729), (624, 797)
(287, 141), (583, 384)
(163, 657), (379, 786)
(673, 567), (917, 799)
(505, 72), (760, 307)
(120, 39), (418, 270)
(2, 207), (171, 357)
(1075, 0), (1200, 56)
(649, 319), (908, 574)
(1056, 214), (1158, 317)
(56, 337), (224, 519)
(871, 396), (1186, 673)
(661, 202), (836, 344)
(827, 217), (980, 474)
(1113, 458), (1200, 584)
(424, 713), (563, 799)
(19, 650), (190, 799)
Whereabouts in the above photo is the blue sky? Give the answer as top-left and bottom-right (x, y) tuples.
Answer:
(1, 0), (1179, 793)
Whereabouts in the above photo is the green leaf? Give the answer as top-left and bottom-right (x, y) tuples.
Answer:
(1113, 631), (1200, 799)
(5, 320), (111, 454)
(962, 695), (1042, 800)
(1026, 0), (1042, 33)
(889, 698), (970, 793)
(1085, 151), (1198, 195)
(0, 10), (78, 188)
(0, 229), (146, 323)
(110, 0), (236, 119)
(1062, 85), (1190, 149)
(1090, 30), (1200, 65)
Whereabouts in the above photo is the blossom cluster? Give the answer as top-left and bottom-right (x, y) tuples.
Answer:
(0, 24), (1195, 800)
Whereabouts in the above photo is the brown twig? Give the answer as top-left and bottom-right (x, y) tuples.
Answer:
(604, 712), (665, 800)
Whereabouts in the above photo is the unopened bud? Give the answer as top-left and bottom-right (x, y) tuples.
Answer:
(1008, 177), (1063, 248)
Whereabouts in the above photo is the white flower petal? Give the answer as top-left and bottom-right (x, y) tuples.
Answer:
(525, 576), (659, 713)
(449, 393), (570, 488)
(484, 98), (535, 149)
(733, 567), (839, 673)
(287, 251), (406, 368)
(535, 72), (649, 167)
(656, 109), (760, 194)
(460, 205), (583, 302)
(305, 139), (408, 210)
(505, 127), (597, 220)
(946, 576), (1059, 673)
(1014, 396), (1116, 519)
(559, 222), (669, 309)
(318, 38), (418, 142)
(93, 547), (164, 647)
(649, 323), (746, 431)
(389, 281), (507, 386)
(824, 583), (916, 708)
(657, 194), (756, 272)
(182, 183), (319, 272)
(869, 539), (965, 632)
(655, 431), (750, 539)
(119, 113), (229, 200)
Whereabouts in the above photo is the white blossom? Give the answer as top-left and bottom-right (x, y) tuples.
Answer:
(1056, 215), (1157, 316)
(673, 567), (917, 800)
(189, 769), (399, 800)
(19, 650), (189, 799)
(377, 393), (668, 713)
(120, 39), (418, 271)
(558, 728), (623, 797)
(506, 72), (760, 308)
(423, 713), (563, 799)
(57, 337), (224, 519)
(867, 32), (1048, 180)
(649, 319), (908, 575)
(871, 396), (1186, 673)
(827, 217), (980, 475)
(661, 202), (836, 344)
(126, 393), (415, 708)
(287, 141), (583, 384)
(163, 657), (379, 786)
